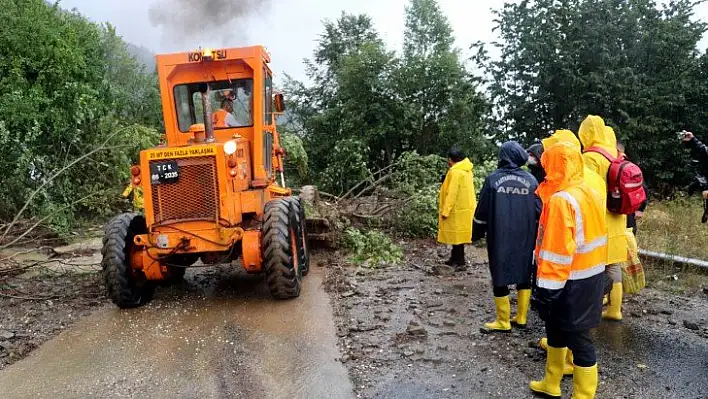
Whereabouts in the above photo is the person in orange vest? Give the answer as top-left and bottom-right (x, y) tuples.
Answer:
(212, 90), (239, 128)
(530, 141), (607, 399)
(534, 129), (608, 377)
(579, 115), (627, 321)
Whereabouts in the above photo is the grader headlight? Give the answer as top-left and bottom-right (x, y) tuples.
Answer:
(223, 140), (238, 155)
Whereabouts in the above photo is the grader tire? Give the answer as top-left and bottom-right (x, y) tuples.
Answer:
(101, 213), (155, 308)
(263, 199), (302, 299)
(284, 196), (310, 276)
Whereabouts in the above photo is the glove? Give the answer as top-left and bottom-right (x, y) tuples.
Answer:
(531, 287), (562, 322)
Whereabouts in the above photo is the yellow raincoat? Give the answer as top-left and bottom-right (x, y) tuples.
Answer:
(438, 158), (476, 245)
(122, 184), (144, 211)
(579, 115), (627, 264)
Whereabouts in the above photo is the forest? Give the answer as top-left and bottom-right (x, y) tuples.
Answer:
(1, 0), (707, 238)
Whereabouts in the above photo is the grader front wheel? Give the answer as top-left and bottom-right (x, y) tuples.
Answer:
(101, 213), (155, 308)
(263, 198), (303, 299)
(284, 196), (310, 276)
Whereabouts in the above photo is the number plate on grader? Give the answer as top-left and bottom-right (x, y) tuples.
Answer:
(150, 160), (180, 184)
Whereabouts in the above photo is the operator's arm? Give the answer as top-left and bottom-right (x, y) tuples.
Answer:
(226, 113), (239, 127)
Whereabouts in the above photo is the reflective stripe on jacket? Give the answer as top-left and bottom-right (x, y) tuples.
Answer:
(535, 185), (608, 290)
(535, 141), (608, 331)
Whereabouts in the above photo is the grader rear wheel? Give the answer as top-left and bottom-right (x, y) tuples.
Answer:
(262, 198), (303, 299)
(101, 213), (155, 308)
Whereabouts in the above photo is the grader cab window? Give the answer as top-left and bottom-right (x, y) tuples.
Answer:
(174, 79), (254, 132)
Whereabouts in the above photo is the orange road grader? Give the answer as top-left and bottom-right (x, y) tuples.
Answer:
(102, 46), (309, 308)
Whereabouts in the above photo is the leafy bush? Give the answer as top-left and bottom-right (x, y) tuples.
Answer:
(392, 185), (439, 237)
(280, 132), (309, 188)
(472, 158), (497, 200)
(318, 138), (371, 195)
(342, 227), (403, 267)
(0, 1), (162, 232)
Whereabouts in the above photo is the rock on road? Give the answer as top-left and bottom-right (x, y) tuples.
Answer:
(0, 266), (354, 399)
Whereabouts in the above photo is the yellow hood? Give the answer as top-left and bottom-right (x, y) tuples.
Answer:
(542, 129), (581, 152)
(578, 115), (618, 157)
(536, 142), (584, 203)
(451, 157), (473, 173)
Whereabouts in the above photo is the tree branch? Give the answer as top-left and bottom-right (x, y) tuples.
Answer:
(0, 126), (133, 244)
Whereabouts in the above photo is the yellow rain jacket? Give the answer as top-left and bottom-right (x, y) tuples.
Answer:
(122, 184), (144, 211)
(438, 158), (476, 245)
(578, 115), (627, 264)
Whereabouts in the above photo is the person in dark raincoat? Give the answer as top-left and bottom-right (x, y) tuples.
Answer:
(472, 141), (542, 331)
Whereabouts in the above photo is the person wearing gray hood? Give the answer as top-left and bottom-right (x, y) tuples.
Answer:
(473, 141), (542, 332)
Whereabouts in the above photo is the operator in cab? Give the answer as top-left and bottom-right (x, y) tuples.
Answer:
(212, 90), (239, 128)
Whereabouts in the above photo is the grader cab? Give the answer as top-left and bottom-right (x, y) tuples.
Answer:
(102, 46), (309, 308)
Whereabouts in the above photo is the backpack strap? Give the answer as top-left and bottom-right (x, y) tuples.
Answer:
(585, 146), (616, 162)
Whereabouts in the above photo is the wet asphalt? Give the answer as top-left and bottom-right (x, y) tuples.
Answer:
(0, 266), (354, 399)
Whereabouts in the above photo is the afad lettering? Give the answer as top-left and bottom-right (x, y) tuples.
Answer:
(497, 186), (530, 195)
(188, 49), (228, 62)
(149, 147), (215, 159)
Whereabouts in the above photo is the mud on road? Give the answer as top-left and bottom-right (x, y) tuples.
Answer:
(325, 240), (708, 399)
(0, 252), (353, 398)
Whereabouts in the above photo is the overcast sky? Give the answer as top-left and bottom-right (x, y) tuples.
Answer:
(59, 0), (708, 85)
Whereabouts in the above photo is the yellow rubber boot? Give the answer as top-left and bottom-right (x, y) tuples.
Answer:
(484, 296), (512, 332)
(530, 346), (566, 397)
(564, 350), (575, 376)
(539, 337), (548, 350)
(571, 363), (599, 399)
(602, 282), (623, 321)
(538, 338), (574, 376)
(511, 289), (531, 327)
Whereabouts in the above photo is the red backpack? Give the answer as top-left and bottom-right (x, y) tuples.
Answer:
(585, 147), (647, 215)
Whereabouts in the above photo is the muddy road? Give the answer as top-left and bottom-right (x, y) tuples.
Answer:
(0, 263), (353, 398)
(1, 240), (707, 398)
(326, 242), (708, 399)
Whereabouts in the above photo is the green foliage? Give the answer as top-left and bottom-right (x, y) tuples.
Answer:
(392, 185), (440, 237)
(0, 0), (161, 230)
(280, 132), (309, 187)
(478, 0), (708, 189)
(286, 1), (489, 195)
(389, 151), (447, 195)
(472, 159), (497, 200)
(318, 138), (371, 195)
(342, 227), (404, 267)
